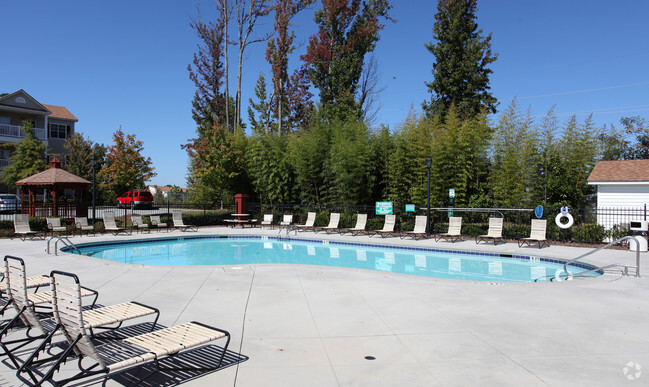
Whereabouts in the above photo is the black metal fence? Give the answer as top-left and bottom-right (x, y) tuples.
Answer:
(0, 201), (646, 244)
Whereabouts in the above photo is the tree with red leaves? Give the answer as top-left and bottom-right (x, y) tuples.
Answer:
(301, 0), (392, 121)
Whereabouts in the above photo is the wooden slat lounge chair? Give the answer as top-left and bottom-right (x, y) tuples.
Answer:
(150, 215), (168, 232)
(435, 216), (462, 243)
(102, 212), (131, 236)
(172, 210), (198, 232)
(368, 214), (397, 238)
(294, 212), (316, 232)
(46, 218), (67, 236)
(476, 217), (504, 245)
(401, 215), (428, 240)
(12, 214), (45, 241)
(0, 272), (50, 317)
(1, 256), (106, 368)
(30, 270), (230, 386)
(518, 219), (548, 248)
(314, 213), (340, 234)
(130, 215), (150, 234)
(339, 214), (367, 236)
(75, 217), (95, 236)
(260, 214), (274, 229)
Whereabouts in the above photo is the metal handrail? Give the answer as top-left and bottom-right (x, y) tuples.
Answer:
(47, 236), (80, 256)
(561, 235), (641, 279)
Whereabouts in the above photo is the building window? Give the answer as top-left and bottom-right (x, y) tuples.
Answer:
(50, 123), (71, 139)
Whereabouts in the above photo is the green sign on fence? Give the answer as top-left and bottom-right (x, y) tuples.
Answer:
(375, 201), (393, 215)
(405, 204), (415, 212)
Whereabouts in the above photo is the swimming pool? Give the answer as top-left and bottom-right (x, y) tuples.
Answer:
(67, 236), (602, 282)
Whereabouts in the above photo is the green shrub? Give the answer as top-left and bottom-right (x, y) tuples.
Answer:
(503, 224), (530, 239)
(611, 224), (629, 241)
(571, 223), (607, 243)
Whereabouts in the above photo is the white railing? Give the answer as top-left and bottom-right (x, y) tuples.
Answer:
(0, 124), (47, 141)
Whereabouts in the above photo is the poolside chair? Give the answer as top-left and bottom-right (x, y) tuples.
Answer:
(401, 215), (428, 240)
(75, 217), (95, 236)
(435, 216), (462, 243)
(131, 215), (150, 234)
(339, 214), (367, 236)
(46, 217), (67, 236)
(518, 219), (548, 249)
(476, 217), (504, 245)
(0, 272), (50, 317)
(12, 214), (45, 241)
(172, 210), (198, 232)
(260, 214), (274, 229)
(30, 270), (231, 386)
(102, 211), (131, 236)
(294, 212), (316, 232)
(150, 215), (168, 232)
(314, 212), (340, 234)
(368, 214), (397, 238)
(0, 256), (102, 368)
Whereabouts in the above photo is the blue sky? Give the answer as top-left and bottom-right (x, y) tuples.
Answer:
(2, 0), (648, 187)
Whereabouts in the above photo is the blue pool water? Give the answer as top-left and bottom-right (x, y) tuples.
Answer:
(68, 236), (601, 282)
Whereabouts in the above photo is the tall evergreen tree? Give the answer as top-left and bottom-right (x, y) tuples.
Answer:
(423, 0), (498, 119)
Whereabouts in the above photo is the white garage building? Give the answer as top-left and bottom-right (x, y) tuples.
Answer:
(587, 159), (649, 230)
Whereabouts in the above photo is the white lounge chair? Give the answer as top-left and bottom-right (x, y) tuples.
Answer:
(294, 212), (316, 232)
(314, 213), (340, 234)
(31, 269), (231, 386)
(130, 215), (150, 234)
(150, 215), (168, 232)
(102, 211), (131, 235)
(476, 217), (504, 245)
(435, 216), (462, 242)
(368, 214), (397, 238)
(261, 214), (274, 229)
(12, 214), (45, 241)
(46, 217), (67, 236)
(401, 215), (428, 240)
(75, 217), (95, 236)
(172, 210), (198, 232)
(339, 214), (367, 236)
(518, 219), (548, 248)
(1, 256), (106, 368)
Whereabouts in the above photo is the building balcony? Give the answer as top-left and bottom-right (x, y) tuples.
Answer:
(0, 124), (47, 141)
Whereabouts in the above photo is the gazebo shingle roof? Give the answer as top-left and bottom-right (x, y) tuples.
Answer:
(16, 158), (90, 186)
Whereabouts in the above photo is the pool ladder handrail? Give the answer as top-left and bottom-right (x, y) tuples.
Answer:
(277, 223), (294, 236)
(554, 235), (641, 280)
(46, 236), (80, 256)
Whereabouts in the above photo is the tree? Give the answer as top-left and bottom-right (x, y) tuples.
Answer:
(489, 100), (537, 207)
(0, 122), (48, 187)
(63, 132), (106, 182)
(217, 0), (233, 131)
(357, 54), (384, 124)
(423, 0), (498, 119)
(235, 0), (272, 129)
(248, 73), (273, 133)
(266, 0), (314, 133)
(188, 13), (226, 129)
(621, 116), (649, 159)
(301, 0), (393, 120)
(97, 129), (156, 199)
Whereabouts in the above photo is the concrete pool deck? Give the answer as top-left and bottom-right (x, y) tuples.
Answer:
(0, 227), (647, 386)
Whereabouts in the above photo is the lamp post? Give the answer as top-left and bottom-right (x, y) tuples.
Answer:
(91, 156), (96, 224)
(426, 157), (432, 237)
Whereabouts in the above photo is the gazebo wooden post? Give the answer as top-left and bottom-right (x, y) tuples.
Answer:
(52, 189), (58, 217)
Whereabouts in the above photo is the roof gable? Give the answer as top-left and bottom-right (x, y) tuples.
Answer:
(0, 89), (51, 114)
(42, 104), (78, 121)
(588, 160), (649, 183)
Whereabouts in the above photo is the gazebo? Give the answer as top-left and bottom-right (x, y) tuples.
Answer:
(16, 157), (92, 218)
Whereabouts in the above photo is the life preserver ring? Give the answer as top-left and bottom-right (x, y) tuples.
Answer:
(555, 213), (574, 229)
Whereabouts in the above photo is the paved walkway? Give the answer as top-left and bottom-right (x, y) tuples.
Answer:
(0, 227), (647, 386)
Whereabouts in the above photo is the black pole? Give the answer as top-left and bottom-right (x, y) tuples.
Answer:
(91, 157), (96, 224)
(426, 157), (432, 237)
